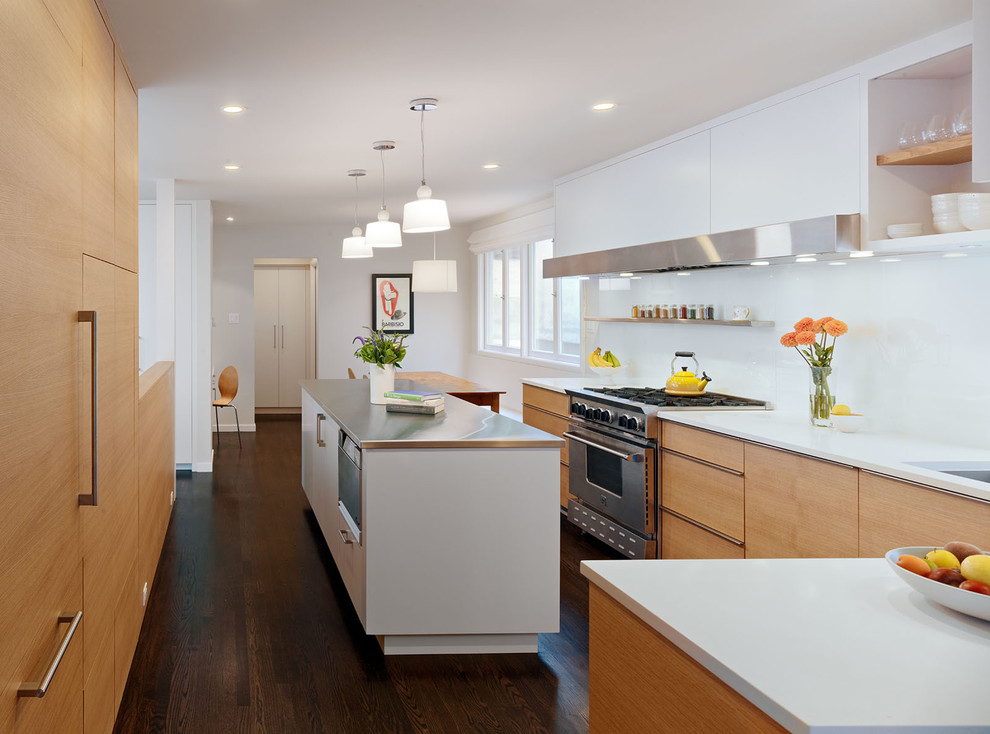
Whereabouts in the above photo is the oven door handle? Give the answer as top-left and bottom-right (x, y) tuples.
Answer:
(563, 432), (645, 462)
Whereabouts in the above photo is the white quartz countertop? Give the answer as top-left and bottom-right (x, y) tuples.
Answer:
(582, 557), (990, 733)
(521, 377), (990, 503)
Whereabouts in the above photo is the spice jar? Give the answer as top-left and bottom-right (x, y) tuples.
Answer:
(631, 305), (639, 318)
(678, 304), (688, 319)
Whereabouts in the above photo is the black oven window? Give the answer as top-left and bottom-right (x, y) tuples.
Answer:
(587, 447), (623, 496)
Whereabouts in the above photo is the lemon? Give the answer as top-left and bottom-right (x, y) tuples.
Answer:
(925, 548), (961, 570)
(961, 554), (990, 585)
(831, 404), (851, 416)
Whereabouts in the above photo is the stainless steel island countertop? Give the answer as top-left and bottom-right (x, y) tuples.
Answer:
(300, 379), (564, 449)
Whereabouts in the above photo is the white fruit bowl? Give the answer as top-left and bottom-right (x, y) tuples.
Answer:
(885, 546), (990, 622)
(830, 413), (865, 433)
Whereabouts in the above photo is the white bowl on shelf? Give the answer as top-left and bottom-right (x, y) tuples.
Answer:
(886, 223), (922, 238)
(931, 193), (960, 212)
(958, 193), (990, 230)
(933, 214), (964, 233)
(885, 546), (990, 623)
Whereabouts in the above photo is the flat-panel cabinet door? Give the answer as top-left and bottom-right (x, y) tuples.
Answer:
(710, 76), (861, 233)
(253, 268), (280, 408)
(0, 6), (85, 727)
(553, 131), (711, 258)
(113, 52), (138, 272)
(974, 0), (989, 182)
(81, 0), (114, 263)
(277, 268), (307, 408)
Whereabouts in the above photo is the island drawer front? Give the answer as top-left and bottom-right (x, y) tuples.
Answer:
(661, 450), (744, 541)
(859, 471), (990, 557)
(522, 405), (569, 464)
(661, 422), (744, 473)
(661, 511), (744, 559)
(522, 385), (569, 417)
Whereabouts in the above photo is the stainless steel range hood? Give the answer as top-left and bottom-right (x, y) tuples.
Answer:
(543, 214), (860, 278)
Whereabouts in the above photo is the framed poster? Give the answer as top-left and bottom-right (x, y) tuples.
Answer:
(371, 273), (414, 334)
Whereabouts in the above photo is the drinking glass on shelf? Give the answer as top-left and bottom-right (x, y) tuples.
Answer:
(898, 122), (920, 149)
(952, 108), (972, 137)
(925, 114), (951, 143)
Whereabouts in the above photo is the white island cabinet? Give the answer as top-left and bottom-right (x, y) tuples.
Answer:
(301, 379), (562, 655)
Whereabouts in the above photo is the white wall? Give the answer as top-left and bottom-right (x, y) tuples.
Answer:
(211, 223), (472, 428)
(586, 251), (990, 449)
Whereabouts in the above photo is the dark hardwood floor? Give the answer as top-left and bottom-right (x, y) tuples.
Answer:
(113, 416), (617, 734)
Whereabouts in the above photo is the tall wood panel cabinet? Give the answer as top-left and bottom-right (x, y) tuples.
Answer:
(0, 1), (146, 733)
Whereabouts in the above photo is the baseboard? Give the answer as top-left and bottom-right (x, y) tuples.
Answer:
(215, 424), (256, 432)
(193, 460), (214, 473)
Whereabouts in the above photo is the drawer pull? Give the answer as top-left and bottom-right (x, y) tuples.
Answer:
(663, 448), (743, 476)
(339, 529), (354, 545)
(316, 413), (327, 447)
(18, 611), (82, 698)
(78, 311), (99, 506)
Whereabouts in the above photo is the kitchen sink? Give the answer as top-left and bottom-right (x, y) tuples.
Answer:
(905, 461), (990, 485)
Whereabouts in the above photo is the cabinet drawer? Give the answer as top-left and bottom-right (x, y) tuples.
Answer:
(522, 385), (570, 417)
(859, 472), (990, 557)
(522, 405), (569, 464)
(662, 511), (744, 560)
(661, 422), (744, 473)
(661, 450), (744, 541)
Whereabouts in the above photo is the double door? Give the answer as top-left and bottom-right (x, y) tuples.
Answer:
(255, 267), (308, 409)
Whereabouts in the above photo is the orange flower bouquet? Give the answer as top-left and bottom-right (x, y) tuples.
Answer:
(780, 317), (849, 426)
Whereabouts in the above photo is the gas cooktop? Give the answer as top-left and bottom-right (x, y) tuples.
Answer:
(581, 386), (769, 410)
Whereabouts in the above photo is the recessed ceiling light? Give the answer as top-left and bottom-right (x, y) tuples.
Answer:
(482, 163), (500, 169)
(880, 258), (901, 263)
(225, 216), (234, 222)
(944, 252), (967, 258)
(630, 276), (642, 280)
(849, 251), (874, 258)
(222, 105), (246, 114)
(592, 102), (616, 111)
(828, 261), (847, 266)
(795, 256), (817, 263)
(750, 261), (770, 266)
(676, 272), (691, 276)
(577, 276), (590, 281)
(224, 163), (241, 171)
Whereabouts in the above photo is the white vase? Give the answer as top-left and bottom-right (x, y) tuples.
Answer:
(368, 363), (395, 404)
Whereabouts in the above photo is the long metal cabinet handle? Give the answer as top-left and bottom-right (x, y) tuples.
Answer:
(281, 325), (285, 349)
(338, 528), (354, 545)
(78, 311), (98, 506)
(17, 611), (83, 698)
(273, 325), (276, 348)
(316, 413), (326, 447)
(563, 432), (645, 462)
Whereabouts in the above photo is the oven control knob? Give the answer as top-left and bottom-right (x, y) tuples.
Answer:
(600, 410), (612, 423)
(591, 407), (602, 420)
(570, 402), (580, 415)
(578, 403), (588, 416)
(618, 415), (628, 428)
(626, 416), (639, 431)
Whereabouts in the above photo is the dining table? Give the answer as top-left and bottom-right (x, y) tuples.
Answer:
(396, 371), (506, 413)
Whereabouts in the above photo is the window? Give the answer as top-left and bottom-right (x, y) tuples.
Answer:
(479, 238), (580, 365)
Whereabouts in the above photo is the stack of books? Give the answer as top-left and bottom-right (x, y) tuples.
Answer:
(384, 390), (445, 415)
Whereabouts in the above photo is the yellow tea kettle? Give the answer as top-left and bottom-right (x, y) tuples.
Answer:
(666, 352), (712, 396)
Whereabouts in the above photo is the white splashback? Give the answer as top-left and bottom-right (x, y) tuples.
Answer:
(587, 251), (990, 449)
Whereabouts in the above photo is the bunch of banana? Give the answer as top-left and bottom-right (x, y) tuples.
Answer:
(587, 347), (621, 368)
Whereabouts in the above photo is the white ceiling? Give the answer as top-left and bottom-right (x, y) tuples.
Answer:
(101, 0), (972, 229)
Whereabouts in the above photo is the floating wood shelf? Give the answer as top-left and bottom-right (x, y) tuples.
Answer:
(585, 317), (774, 328)
(876, 134), (972, 166)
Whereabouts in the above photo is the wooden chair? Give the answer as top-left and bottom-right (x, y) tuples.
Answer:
(213, 365), (241, 448)
(347, 367), (356, 379)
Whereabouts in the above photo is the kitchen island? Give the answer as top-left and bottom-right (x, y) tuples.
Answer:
(300, 379), (563, 655)
(582, 557), (990, 732)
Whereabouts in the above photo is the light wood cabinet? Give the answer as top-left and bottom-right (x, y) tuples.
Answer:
(661, 512), (744, 560)
(744, 444), (859, 558)
(81, 0), (115, 264)
(522, 385), (571, 508)
(859, 472), (990, 557)
(661, 422), (743, 473)
(661, 450), (744, 541)
(113, 51), (138, 272)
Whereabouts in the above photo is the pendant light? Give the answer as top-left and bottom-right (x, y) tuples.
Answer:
(412, 233), (458, 293)
(402, 98), (450, 233)
(365, 141), (402, 248)
(341, 169), (373, 259)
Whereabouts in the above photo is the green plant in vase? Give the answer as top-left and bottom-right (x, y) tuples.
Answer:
(780, 316), (849, 427)
(352, 327), (407, 368)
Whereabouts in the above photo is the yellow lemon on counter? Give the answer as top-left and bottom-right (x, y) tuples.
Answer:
(831, 404), (851, 416)
(925, 548), (961, 570)
(961, 554), (990, 585)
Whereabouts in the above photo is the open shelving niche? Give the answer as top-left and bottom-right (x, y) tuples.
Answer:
(868, 45), (990, 246)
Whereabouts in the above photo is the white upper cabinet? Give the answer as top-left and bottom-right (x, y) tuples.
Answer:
(553, 131), (710, 258)
(974, 2), (989, 182)
(710, 75), (861, 233)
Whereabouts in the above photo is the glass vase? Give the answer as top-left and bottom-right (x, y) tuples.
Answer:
(809, 366), (835, 427)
